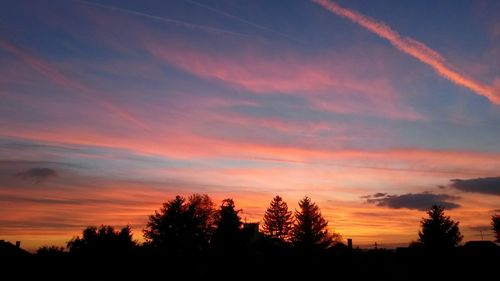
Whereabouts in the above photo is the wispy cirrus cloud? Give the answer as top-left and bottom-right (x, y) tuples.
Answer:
(147, 41), (423, 121)
(312, 0), (500, 105)
(66, 3), (426, 121)
(0, 38), (149, 130)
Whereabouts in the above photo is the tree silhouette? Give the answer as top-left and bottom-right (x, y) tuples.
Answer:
(67, 225), (136, 256)
(187, 193), (217, 244)
(262, 195), (293, 241)
(291, 196), (335, 251)
(418, 205), (463, 250)
(492, 214), (500, 243)
(144, 194), (216, 254)
(36, 245), (65, 257)
(212, 198), (243, 250)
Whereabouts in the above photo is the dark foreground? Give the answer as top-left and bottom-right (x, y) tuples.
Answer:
(2, 242), (499, 280)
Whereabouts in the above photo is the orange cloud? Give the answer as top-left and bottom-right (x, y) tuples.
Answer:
(312, 0), (500, 105)
(2, 142), (498, 250)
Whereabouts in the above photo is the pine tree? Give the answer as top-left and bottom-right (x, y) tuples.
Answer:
(492, 214), (500, 243)
(263, 195), (293, 241)
(418, 205), (463, 250)
(291, 196), (334, 251)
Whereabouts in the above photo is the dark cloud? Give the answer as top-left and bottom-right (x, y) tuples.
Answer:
(16, 168), (58, 183)
(364, 192), (460, 211)
(360, 193), (386, 199)
(450, 177), (500, 196)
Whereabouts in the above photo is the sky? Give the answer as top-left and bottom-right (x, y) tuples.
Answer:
(1, 0), (500, 251)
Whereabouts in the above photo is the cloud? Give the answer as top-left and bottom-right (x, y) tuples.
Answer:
(147, 41), (424, 121)
(450, 177), (500, 196)
(364, 192), (460, 210)
(4, 125), (500, 177)
(16, 168), (58, 183)
(68, 4), (425, 121)
(0, 38), (149, 130)
(311, 0), (500, 105)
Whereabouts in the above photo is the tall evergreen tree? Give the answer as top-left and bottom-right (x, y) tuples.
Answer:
(291, 196), (334, 251)
(492, 214), (500, 243)
(418, 205), (463, 250)
(262, 195), (293, 241)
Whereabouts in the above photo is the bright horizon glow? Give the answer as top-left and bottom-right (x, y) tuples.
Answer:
(1, 0), (499, 252)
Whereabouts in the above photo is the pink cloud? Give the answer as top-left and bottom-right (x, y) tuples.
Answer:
(71, 3), (424, 121)
(3, 116), (500, 177)
(146, 41), (424, 120)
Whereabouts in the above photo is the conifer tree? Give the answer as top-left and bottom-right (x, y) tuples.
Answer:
(418, 205), (463, 250)
(291, 196), (334, 251)
(262, 195), (293, 241)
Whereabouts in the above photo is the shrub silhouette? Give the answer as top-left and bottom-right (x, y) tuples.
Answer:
(262, 195), (293, 242)
(67, 225), (136, 256)
(36, 245), (65, 257)
(418, 205), (463, 250)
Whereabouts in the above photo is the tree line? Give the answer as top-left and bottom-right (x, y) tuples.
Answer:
(37, 194), (500, 257)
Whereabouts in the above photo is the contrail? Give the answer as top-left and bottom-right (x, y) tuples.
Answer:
(311, 0), (500, 105)
(182, 0), (301, 43)
(0, 38), (150, 131)
(74, 0), (252, 38)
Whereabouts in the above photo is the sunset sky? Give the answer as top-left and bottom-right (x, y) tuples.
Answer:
(1, 0), (500, 251)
